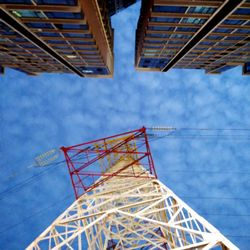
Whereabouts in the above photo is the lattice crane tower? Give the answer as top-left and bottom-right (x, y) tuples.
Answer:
(27, 127), (238, 250)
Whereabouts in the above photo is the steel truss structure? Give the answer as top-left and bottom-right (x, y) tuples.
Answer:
(60, 127), (157, 199)
(27, 128), (238, 249)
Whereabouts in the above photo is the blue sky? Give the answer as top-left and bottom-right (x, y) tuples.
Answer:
(0, 2), (250, 249)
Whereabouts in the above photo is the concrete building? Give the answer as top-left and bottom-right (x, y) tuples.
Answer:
(135, 0), (250, 75)
(0, 0), (114, 77)
(108, 0), (137, 16)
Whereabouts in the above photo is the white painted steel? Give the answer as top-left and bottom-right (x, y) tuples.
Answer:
(27, 160), (238, 250)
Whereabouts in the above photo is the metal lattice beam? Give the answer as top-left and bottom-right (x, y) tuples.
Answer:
(27, 160), (238, 250)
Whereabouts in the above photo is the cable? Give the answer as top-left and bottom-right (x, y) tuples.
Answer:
(146, 127), (250, 141)
(164, 169), (250, 175)
(225, 235), (250, 238)
(0, 163), (62, 200)
(149, 135), (250, 141)
(0, 194), (73, 237)
(202, 213), (250, 217)
(180, 196), (250, 201)
(0, 148), (101, 199)
(0, 193), (249, 240)
(180, 128), (250, 131)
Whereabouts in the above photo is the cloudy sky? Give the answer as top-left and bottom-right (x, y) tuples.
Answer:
(0, 2), (250, 249)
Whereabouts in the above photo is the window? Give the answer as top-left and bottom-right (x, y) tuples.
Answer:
(214, 28), (234, 33)
(79, 51), (97, 55)
(148, 26), (175, 31)
(78, 47), (96, 51)
(243, 62), (250, 74)
(12, 37), (27, 42)
(78, 66), (109, 75)
(59, 50), (73, 54)
(53, 45), (70, 49)
(147, 33), (170, 38)
(144, 45), (162, 49)
(45, 12), (82, 19)
(206, 52), (216, 55)
(236, 29), (250, 34)
(139, 58), (169, 69)
(171, 34), (191, 39)
(0, 37), (8, 42)
(21, 44), (36, 48)
(218, 65), (235, 73)
(12, 68), (29, 74)
(212, 47), (224, 51)
(168, 40), (185, 44)
(3, 44), (17, 48)
(47, 40), (67, 44)
(70, 41), (95, 45)
(176, 27), (198, 32)
(206, 35), (223, 40)
(29, 49), (42, 53)
(182, 18), (206, 24)
(12, 48), (25, 52)
(144, 39), (165, 44)
(150, 17), (181, 23)
(153, 6), (187, 13)
(199, 41), (214, 45)
(144, 49), (158, 54)
(55, 24), (88, 30)
(36, 0), (77, 5)
(2, 29), (17, 35)
(188, 6), (215, 14)
(64, 33), (92, 38)
(218, 42), (234, 46)
(234, 8), (250, 15)
(0, 0), (31, 3)
(194, 46), (207, 50)
(37, 32), (60, 37)
(222, 19), (245, 25)
(25, 22), (54, 29)
(225, 36), (244, 40)
(11, 10), (43, 18)
(71, 41), (95, 45)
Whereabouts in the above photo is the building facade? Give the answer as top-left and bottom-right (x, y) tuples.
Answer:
(0, 0), (114, 77)
(108, 0), (138, 16)
(135, 0), (250, 75)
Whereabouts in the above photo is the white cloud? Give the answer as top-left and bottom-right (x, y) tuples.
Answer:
(0, 2), (250, 249)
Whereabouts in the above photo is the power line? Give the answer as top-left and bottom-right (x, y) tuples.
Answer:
(1, 194), (250, 241)
(179, 128), (250, 131)
(202, 213), (250, 217)
(0, 194), (73, 237)
(148, 127), (250, 131)
(225, 235), (250, 238)
(181, 196), (250, 201)
(147, 127), (250, 141)
(0, 164), (60, 200)
(0, 153), (87, 199)
(164, 169), (250, 175)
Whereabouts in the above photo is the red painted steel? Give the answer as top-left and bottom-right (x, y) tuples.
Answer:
(61, 127), (157, 199)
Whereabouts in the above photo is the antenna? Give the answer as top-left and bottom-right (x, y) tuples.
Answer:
(33, 148), (61, 167)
